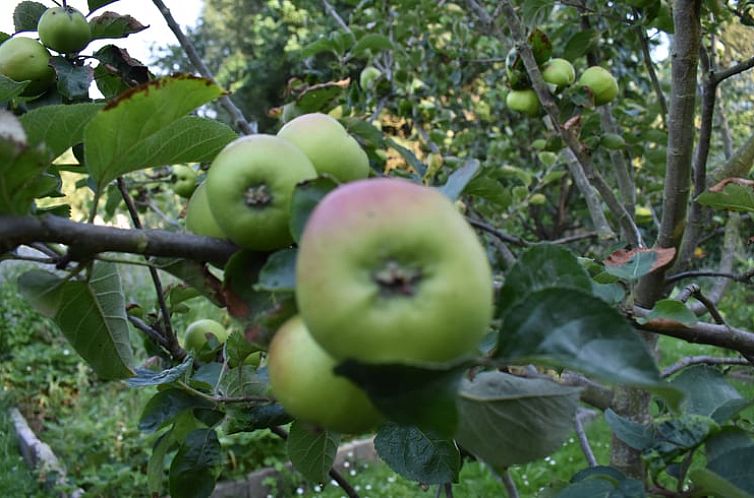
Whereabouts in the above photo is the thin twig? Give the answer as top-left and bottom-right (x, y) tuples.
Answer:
(666, 268), (754, 285)
(551, 231), (599, 245)
(468, 219), (529, 247)
(117, 177), (185, 361)
(712, 55), (754, 85)
(500, 468), (520, 498)
(635, 25), (668, 126)
(322, 0), (353, 34)
(662, 356), (751, 377)
(151, 0), (255, 135)
(127, 315), (168, 348)
(575, 409), (598, 467)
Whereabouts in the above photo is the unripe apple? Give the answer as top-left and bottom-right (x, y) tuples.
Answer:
(185, 182), (225, 239)
(296, 178), (494, 364)
(171, 165), (198, 198)
(277, 113), (369, 183)
(206, 135), (317, 250)
(506, 89), (539, 116)
(38, 6), (92, 54)
(0, 37), (55, 96)
(244, 351), (262, 367)
(359, 66), (382, 90)
(184, 319), (230, 354)
(578, 66), (619, 106)
(268, 316), (382, 433)
(542, 58), (575, 87)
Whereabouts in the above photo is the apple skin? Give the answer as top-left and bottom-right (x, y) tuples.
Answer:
(206, 134), (317, 250)
(184, 319), (230, 353)
(172, 165), (198, 198)
(277, 113), (369, 183)
(185, 182), (225, 239)
(359, 66), (382, 90)
(0, 37), (55, 96)
(38, 6), (92, 54)
(296, 178), (494, 364)
(268, 316), (382, 434)
(578, 66), (619, 106)
(542, 58), (575, 87)
(506, 89), (539, 117)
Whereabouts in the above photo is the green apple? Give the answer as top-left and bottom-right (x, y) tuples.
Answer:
(268, 316), (382, 433)
(206, 134), (317, 250)
(185, 182), (225, 239)
(244, 351), (262, 368)
(277, 113), (369, 183)
(0, 37), (55, 96)
(184, 319), (230, 354)
(171, 165), (198, 198)
(542, 58), (575, 87)
(296, 178), (494, 364)
(360, 66), (382, 90)
(506, 89), (539, 116)
(579, 66), (619, 106)
(38, 6), (92, 54)
(635, 206), (653, 225)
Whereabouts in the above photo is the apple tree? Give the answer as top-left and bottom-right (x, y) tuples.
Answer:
(2, 0), (754, 497)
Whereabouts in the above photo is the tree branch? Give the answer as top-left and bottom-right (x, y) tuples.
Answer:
(711, 54), (754, 85)
(575, 409), (598, 467)
(635, 26), (668, 126)
(322, 0), (353, 34)
(635, 0), (702, 307)
(0, 215), (238, 266)
(666, 268), (754, 286)
(151, 0), (255, 135)
(661, 355), (751, 377)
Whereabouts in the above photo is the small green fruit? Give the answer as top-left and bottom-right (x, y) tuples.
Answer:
(601, 133), (626, 150)
(542, 58), (575, 87)
(185, 182), (225, 239)
(635, 206), (653, 225)
(171, 165), (198, 198)
(38, 6), (92, 54)
(0, 37), (55, 96)
(268, 316), (382, 433)
(579, 66), (619, 106)
(243, 351), (262, 367)
(529, 193), (547, 205)
(359, 66), (382, 90)
(184, 319), (229, 354)
(277, 113), (369, 183)
(506, 89), (539, 116)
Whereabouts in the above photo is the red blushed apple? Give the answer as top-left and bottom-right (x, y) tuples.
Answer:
(296, 177), (494, 365)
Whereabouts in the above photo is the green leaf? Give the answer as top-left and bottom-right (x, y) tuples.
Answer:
(148, 431), (175, 496)
(386, 138), (426, 177)
(334, 359), (469, 438)
(20, 103), (103, 158)
(299, 37), (338, 58)
(603, 247), (675, 281)
(455, 372), (581, 469)
(125, 356), (193, 388)
(698, 446), (754, 494)
(169, 429), (222, 498)
(224, 331), (260, 368)
(690, 468), (753, 498)
(375, 423), (460, 485)
(84, 76), (226, 187)
(555, 467), (646, 498)
(88, 0), (120, 12)
(498, 244), (592, 318)
(0, 74), (30, 102)
(255, 248), (297, 292)
(0, 114), (54, 215)
(89, 12), (148, 40)
(697, 183), (754, 213)
(564, 29), (601, 62)
(152, 258), (225, 307)
(13, 1), (46, 32)
(224, 403), (292, 434)
(18, 263), (134, 380)
(351, 34), (393, 57)
(139, 389), (214, 433)
(219, 365), (268, 399)
(706, 428), (754, 462)
(288, 421), (340, 483)
(638, 299), (697, 326)
(670, 365), (750, 423)
(295, 83), (346, 113)
(496, 288), (679, 405)
(289, 176), (338, 242)
(438, 159), (480, 201)
(604, 409), (654, 451)
(49, 57), (93, 100)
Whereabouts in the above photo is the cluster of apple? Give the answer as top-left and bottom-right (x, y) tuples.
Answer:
(504, 34), (619, 116)
(0, 5), (91, 97)
(184, 113), (495, 433)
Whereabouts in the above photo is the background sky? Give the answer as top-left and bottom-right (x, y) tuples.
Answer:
(0, 0), (203, 65)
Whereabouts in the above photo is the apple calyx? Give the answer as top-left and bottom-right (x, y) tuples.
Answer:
(244, 183), (273, 207)
(373, 260), (423, 297)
